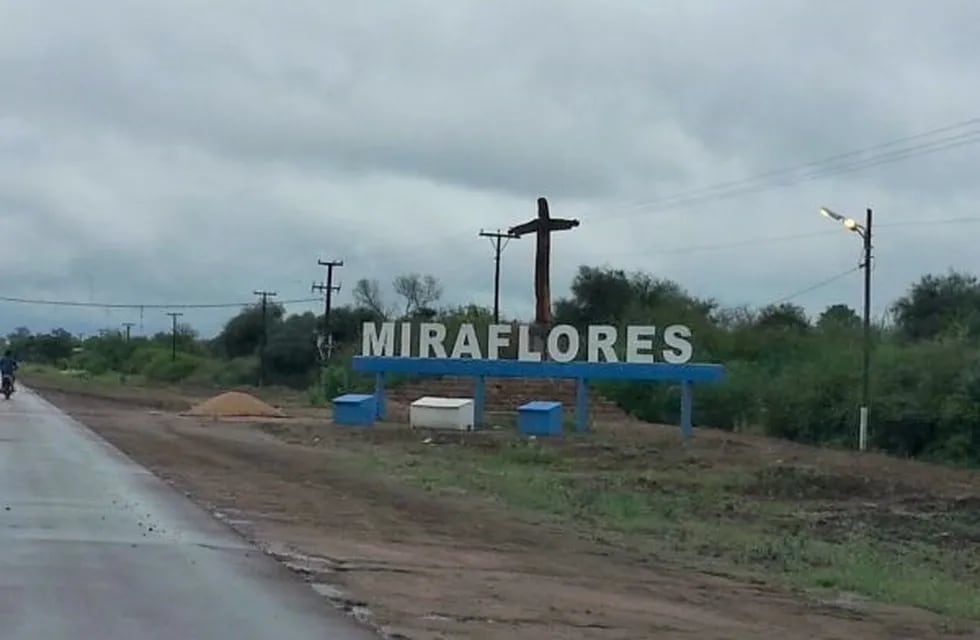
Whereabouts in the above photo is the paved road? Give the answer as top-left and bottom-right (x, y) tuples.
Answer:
(0, 387), (378, 639)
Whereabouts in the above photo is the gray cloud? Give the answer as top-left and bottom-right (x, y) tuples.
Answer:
(1, 0), (979, 337)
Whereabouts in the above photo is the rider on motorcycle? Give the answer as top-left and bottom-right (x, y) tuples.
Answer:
(0, 350), (18, 388)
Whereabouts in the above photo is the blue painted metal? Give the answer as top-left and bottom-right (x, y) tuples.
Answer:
(374, 372), (386, 420)
(575, 377), (589, 433)
(474, 375), (486, 428)
(351, 356), (726, 438)
(332, 393), (376, 426)
(352, 357), (724, 382)
(680, 380), (693, 440)
(517, 400), (563, 436)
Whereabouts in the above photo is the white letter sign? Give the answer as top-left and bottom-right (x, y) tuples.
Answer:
(418, 323), (447, 358)
(662, 324), (693, 364)
(517, 325), (542, 362)
(625, 325), (656, 364)
(450, 323), (482, 359)
(487, 324), (511, 359)
(546, 324), (580, 363)
(362, 321), (395, 356)
(360, 321), (696, 363)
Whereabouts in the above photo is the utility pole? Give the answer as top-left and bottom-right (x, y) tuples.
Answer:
(312, 259), (343, 359)
(479, 229), (520, 323)
(253, 290), (277, 386)
(860, 207), (873, 453)
(819, 205), (874, 451)
(122, 322), (135, 341)
(165, 312), (183, 361)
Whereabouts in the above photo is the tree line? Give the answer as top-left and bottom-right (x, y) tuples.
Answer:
(6, 268), (980, 465)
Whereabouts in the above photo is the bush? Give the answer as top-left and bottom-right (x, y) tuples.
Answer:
(871, 340), (980, 461)
(185, 356), (258, 387)
(68, 350), (114, 376)
(308, 364), (374, 405)
(141, 351), (204, 383)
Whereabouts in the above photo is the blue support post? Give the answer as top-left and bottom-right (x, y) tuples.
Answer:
(575, 377), (589, 433)
(680, 380), (693, 440)
(474, 375), (486, 428)
(350, 355), (726, 442)
(374, 372), (386, 420)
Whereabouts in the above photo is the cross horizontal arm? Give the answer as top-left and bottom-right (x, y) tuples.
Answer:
(507, 219), (541, 237)
(547, 218), (580, 231)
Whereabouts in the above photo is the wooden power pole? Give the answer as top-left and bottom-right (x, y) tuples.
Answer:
(253, 290), (277, 386)
(165, 312), (183, 361)
(312, 259), (343, 359)
(479, 230), (520, 323)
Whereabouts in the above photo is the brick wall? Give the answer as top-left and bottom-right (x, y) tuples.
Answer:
(386, 375), (633, 422)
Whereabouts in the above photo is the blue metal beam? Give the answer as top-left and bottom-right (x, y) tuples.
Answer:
(352, 356), (725, 382)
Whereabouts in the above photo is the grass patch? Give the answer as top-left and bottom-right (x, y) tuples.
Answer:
(352, 432), (980, 621)
(20, 362), (308, 409)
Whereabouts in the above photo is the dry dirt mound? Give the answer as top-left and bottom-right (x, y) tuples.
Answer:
(185, 391), (287, 419)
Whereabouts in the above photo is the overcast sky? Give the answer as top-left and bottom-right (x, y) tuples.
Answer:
(2, 0), (979, 338)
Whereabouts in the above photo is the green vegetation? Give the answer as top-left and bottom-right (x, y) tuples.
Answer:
(8, 267), (980, 466)
(340, 432), (980, 619)
(13, 267), (980, 619)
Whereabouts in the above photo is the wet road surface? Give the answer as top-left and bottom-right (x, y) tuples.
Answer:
(0, 388), (378, 639)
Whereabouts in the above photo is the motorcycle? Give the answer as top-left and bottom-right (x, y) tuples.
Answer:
(1, 374), (13, 400)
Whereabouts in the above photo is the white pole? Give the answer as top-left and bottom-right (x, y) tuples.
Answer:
(858, 405), (868, 451)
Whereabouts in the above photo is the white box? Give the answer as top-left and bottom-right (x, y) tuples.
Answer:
(409, 396), (475, 431)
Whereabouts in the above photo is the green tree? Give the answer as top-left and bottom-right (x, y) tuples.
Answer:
(266, 312), (319, 386)
(754, 303), (810, 333)
(327, 305), (386, 346)
(817, 303), (861, 332)
(393, 273), (443, 317)
(554, 266), (714, 328)
(214, 303), (286, 358)
(891, 271), (980, 340)
(352, 278), (389, 319)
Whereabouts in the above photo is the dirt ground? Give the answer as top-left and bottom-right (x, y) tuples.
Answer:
(34, 385), (980, 640)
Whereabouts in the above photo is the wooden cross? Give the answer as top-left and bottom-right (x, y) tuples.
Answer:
(508, 197), (579, 326)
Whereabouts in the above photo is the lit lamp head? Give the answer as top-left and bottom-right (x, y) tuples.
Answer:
(820, 206), (864, 236)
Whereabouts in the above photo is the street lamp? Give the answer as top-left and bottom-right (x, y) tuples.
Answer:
(820, 206), (873, 451)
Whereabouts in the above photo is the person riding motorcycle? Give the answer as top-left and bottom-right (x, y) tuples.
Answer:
(0, 350), (18, 389)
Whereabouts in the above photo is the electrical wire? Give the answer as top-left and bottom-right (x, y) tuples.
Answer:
(598, 215), (980, 259)
(0, 295), (321, 310)
(578, 119), (980, 221)
(650, 117), (979, 207)
(603, 133), (980, 221)
(5, 214), (976, 311)
(352, 117), (980, 260)
(765, 266), (862, 307)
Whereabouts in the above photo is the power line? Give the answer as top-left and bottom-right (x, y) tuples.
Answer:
(765, 266), (862, 307)
(606, 132), (980, 221)
(322, 118), (980, 260)
(0, 294), (319, 309)
(589, 215), (980, 260)
(579, 118), (980, 222)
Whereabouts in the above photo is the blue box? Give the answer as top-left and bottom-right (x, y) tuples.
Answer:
(332, 393), (376, 426)
(517, 400), (563, 436)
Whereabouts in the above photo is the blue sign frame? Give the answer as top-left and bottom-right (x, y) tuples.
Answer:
(351, 356), (725, 438)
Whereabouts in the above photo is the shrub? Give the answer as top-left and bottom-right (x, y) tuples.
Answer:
(141, 351), (204, 383)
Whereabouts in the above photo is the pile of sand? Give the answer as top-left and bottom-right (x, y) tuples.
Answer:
(185, 391), (287, 419)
